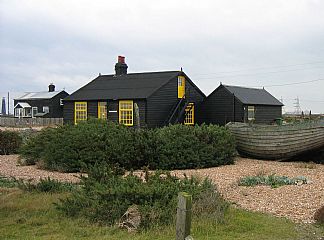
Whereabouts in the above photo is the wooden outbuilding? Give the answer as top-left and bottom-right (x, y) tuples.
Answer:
(199, 84), (283, 125)
(14, 84), (69, 118)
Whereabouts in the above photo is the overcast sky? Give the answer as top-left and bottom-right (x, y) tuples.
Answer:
(1, 0), (324, 113)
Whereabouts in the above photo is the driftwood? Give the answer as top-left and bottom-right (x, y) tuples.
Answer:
(118, 205), (141, 232)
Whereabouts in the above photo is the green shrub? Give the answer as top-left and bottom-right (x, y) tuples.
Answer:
(19, 120), (236, 172)
(19, 127), (57, 165)
(192, 190), (229, 223)
(56, 163), (228, 229)
(0, 176), (18, 188)
(0, 130), (22, 155)
(17, 177), (76, 193)
(156, 124), (235, 169)
(238, 174), (308, 188)
(18, 128), (39, 144)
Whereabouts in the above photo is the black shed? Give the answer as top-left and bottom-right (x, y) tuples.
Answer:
(200, 84), (283, 125)
(63, 56), (205, 128)
(14, 84), (69, 118)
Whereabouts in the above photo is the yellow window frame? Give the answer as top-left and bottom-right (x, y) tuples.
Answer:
(178, 76), (185, 98)
(74, 102), (87, 125)
(98, 101), (107, 119)
(184, 103), (194, 125)
(119, 100), (133, 126)
(248, 106), (255, 120)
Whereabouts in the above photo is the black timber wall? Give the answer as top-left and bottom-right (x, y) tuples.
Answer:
(146, 75), (205, 128)
(63, 101), (74, 124)
(14, 99), (51, 117)
(234, 98), (244, 122)
(50, 91), (69, 117)
(243, 105), (282, 124)
(185, 77), (205, 122)
(199, 85), (243, 125)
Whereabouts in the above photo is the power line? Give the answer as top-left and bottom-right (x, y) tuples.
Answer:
(192, 60), (324, 77)
(195, 65), (324, 79)
(250, 78), (324, 88)
(284, 98), (324, 103)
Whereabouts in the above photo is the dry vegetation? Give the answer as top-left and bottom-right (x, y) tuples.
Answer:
(1, 155), (323, 224)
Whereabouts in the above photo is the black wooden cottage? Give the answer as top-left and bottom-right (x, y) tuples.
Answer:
(199, 84), (283, 125)
(14, 84), (69, 118)
(63, 56), (205, 127)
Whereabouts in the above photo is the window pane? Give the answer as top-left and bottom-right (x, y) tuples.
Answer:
(248, 106), (255, 120)
(184, 103), (194, 125)
(119, 100), (133, 126)
(75, 102), (87, 124)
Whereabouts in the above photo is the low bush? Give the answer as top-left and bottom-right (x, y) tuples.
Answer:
(238, 174), (308, 188)
(0, 176), (18, 188)
(56, 163), (228, 229)
(0, 175), (75, 193)
(19, 127), (57, 165)
(19, 120), (236, 172)
(0, 130), (22, 155)
(152, 124), (235, 169)
(17, 177), (76, 193)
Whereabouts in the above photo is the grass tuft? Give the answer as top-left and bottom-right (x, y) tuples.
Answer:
(238, 174), (308, 188)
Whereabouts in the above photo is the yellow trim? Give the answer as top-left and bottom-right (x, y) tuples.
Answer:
(184, 103), (194, 125)
(119, 100), (133, 126)
(98, 101), (107, 119)
(248, 105), (255, 120)
(74, 102), (87, 125)
(178, 76), (185, 98)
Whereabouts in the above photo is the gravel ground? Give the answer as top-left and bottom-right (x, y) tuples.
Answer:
(0, 154), (323, 223)
(0, 155), (80, 183)
(172, 158), (324, 224)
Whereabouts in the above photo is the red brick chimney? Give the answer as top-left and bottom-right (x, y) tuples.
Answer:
(115, 56), (128, 75)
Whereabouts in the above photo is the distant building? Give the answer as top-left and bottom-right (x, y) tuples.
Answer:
(14, 84), (69, 118)
(199, 84), (283, 125)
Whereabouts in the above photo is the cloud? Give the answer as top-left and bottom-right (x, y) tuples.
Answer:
(0, 0), (323, 113)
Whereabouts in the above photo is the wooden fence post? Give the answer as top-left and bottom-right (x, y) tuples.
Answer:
(176, 192), (192, 240)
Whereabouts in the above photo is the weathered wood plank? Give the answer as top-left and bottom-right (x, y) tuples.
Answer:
(227, 121), (324, 160)
(176, 192), (192, 240)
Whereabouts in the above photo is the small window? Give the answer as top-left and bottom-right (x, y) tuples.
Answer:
(75, 102), (87, 124)
(184, 103), (194, 125)
(248, 106), (255, 120)
(32, 107), (38, 118)
(178, 76), (185, 98)
(98, 101), (107, 119)
(25, 108), (32, 117)
(119, 100), (133, 126)
(43, 106), (49, 113)
(60, 99), (63, 106)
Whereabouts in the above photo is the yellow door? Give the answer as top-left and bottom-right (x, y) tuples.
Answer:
(184, 103), (194, 125)
(178, 76), (185, 98)
(98, 101), (107, 119)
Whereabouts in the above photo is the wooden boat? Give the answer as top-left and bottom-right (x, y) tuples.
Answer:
(226, 121), (324, 160)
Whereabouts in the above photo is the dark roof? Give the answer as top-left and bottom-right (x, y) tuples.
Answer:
(64, 71), (181, 101)
(222, 85), (283, 106)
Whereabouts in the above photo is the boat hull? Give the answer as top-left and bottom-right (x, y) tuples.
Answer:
(226, 122), (324, 160)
